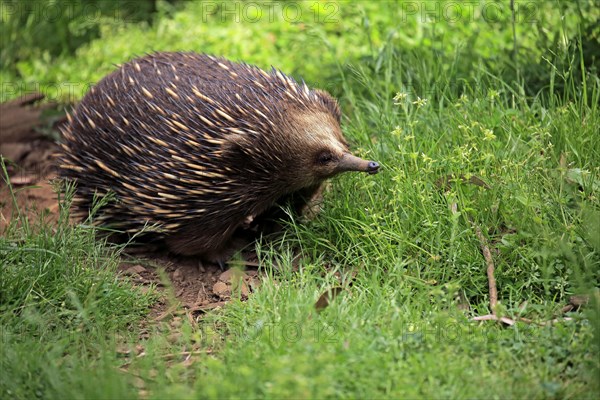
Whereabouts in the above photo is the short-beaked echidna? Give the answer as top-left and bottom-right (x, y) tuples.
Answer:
(58, 52), (379, 261)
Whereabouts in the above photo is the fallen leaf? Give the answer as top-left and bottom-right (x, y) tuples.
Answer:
(315, 286), (345, 311)
(435, 174), (490, 191)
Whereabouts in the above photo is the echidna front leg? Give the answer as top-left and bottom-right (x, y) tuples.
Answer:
(242, 183), (326, 236)
(297, 182), (327, 221)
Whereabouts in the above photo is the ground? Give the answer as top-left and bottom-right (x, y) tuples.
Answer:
(0, 94), (259, 316)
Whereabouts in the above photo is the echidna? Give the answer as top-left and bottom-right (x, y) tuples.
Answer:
(58, 52), (379, 262)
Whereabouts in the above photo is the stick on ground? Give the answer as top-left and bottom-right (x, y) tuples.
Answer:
(472, 222), (498, 314)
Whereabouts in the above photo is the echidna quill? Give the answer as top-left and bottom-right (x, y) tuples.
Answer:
(58, 52), (379, 263)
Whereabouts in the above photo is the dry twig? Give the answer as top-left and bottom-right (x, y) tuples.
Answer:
(471, 222), (498, 313)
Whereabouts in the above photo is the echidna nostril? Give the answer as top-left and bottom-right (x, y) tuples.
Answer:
(367, 161), (380, 174)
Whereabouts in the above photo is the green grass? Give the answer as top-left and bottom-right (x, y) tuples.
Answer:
(189, 272), (597, 398)
(0, 171), (157, 398)
(1, 1), (599, 399)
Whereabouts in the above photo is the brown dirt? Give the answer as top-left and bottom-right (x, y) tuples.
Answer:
(1, 94), (262, 317)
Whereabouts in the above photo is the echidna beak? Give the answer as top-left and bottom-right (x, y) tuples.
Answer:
(338, 153), (380, 175)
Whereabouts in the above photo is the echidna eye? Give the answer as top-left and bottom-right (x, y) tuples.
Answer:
(317, 152), (334, 165)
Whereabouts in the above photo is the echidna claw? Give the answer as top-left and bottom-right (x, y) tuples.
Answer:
(216, 259), (228, 271)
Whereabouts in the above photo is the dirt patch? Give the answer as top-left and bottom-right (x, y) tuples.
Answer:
(1, 94), (62, 230)
(118, 257), (262, 314)
(1, 94), (260, 315)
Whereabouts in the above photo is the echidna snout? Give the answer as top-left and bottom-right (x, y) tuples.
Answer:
(57, 51), (379, 259)
(337, 154), (380, 175)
